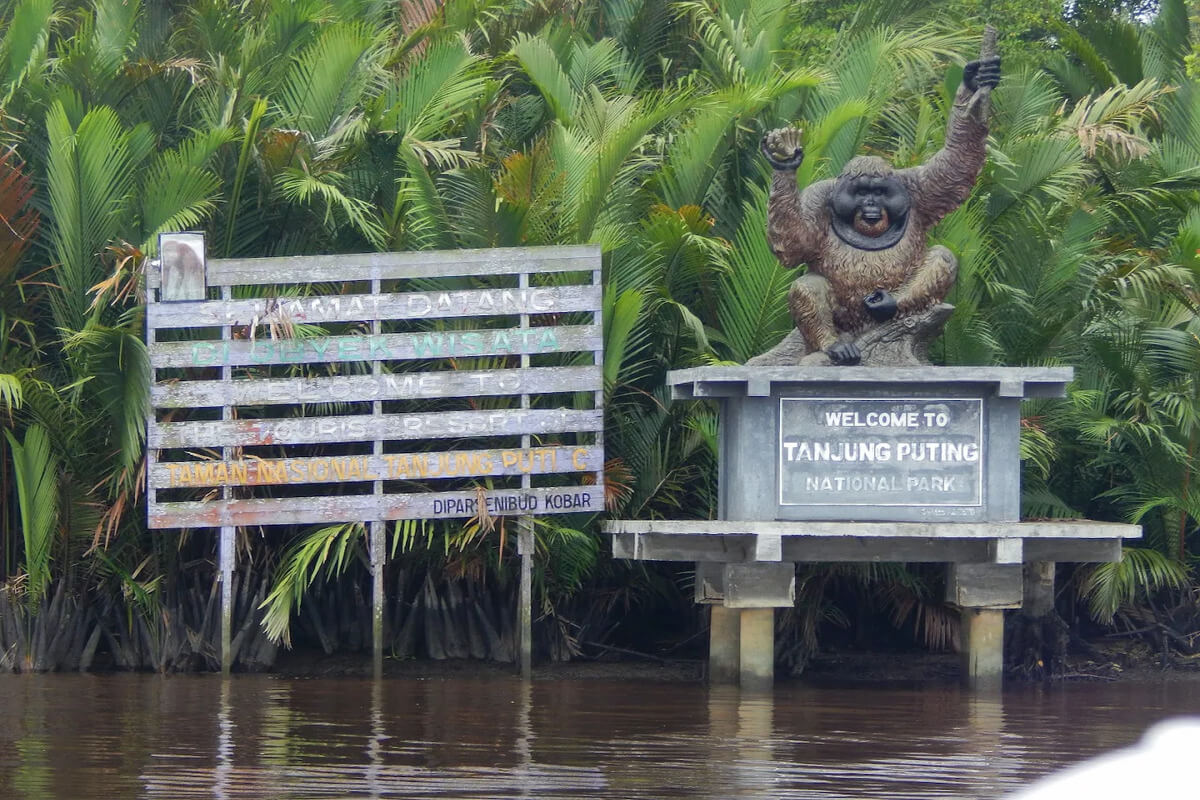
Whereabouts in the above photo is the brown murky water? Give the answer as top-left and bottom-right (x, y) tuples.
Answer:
(1, 674), (1197, 799)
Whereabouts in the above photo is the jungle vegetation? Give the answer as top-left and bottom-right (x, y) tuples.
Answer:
(2, 0), (1199, 673)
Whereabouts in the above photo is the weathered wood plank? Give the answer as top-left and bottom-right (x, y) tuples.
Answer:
(147, 245), (597, 286)
(150, 445), (604, 488)
(149, 408), (603, 448)
(148, 485), (605, 528)
(147, 245), (601, 289)
(151, 365), (601, 408)
(150, 325), (602, 368)
(148, 284), (600, 329)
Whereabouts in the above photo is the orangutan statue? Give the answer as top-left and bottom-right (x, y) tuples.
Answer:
(751, 33), (1000, 366)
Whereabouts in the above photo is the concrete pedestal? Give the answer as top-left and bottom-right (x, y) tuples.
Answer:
(739, 609), (775, 692)
(962, 608), (1005, 691)
(607, 366), (1138, 694)
(709, 605), (741, 685)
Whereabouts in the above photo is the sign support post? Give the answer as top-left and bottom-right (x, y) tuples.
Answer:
(518, 521), (533, 678)
(220, 525), (234, 674)
(219, 279), (234, 675)
(518, 271), (533, 679)
(371, 520), (384, 678)
(370, 278), (385, 679)
(145, 244), (604, 673)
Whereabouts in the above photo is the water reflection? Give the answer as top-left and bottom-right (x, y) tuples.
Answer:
(365, 679), (383, 800)
(1, 675), (1199, 799)
(736, 690), (778, 800)
(514, 679), (533, 800)
(215, 680), (232, 800)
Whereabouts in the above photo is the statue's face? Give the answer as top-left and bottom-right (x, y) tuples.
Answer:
(829, 173), (911, 251)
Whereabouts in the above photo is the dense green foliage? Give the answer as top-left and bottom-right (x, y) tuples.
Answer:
(2, 0), (1200, 670)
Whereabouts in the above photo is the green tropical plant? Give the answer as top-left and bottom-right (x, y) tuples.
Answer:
(2, 0), (1199, 671)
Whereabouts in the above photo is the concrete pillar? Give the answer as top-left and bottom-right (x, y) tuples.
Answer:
(739, 608), (774, 692)
(1023, 561), (1056, 617)
(709, 605), (740, 685)
(961, 608), (1005, 691)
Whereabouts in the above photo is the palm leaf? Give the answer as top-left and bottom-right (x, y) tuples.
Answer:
(511, 32), (574, 125)
(392, 146), (456, 250)
(278, 21), (387, 140)
(382, 39), (488, 140)
(61, 324), (149, 481)
(715, 186), (792, 362)
(92, 0), (142, 80)
(44, 101), (151, 332)
(5, 424), (60, 605)
(260, 522), (366, 646)
(0, 0), (55, 104)
(275, 166), (387, 247)
(602, 284), (646, 394)
(1076, 546), (1188, 625)
(140, 129), (234, 248)
(220, 97), (269, 258)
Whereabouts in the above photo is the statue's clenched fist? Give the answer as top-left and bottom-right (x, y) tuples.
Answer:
(963, 56), (1001, 92)
(827, 340), (861, 366)
(863, 289), (899, 322)
(761, 127), (805, 171)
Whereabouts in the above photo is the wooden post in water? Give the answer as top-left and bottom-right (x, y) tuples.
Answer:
(220, 525), (234, 674)
(219, 280), (234, 675)
(370, 279), (385, 679)
(518, 519), (533, 679)
(371, 520), (384, 678)
(518, 270), (533, 680)
(210, 247), (234, 676)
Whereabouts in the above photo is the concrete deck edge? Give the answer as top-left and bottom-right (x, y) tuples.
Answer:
(666, 366), (1073, 399)
(603, 519), (1140, 539)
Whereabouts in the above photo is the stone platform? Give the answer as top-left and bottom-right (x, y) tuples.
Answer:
(605, 366), (1141, 692)
(610, 519), (1134, 567)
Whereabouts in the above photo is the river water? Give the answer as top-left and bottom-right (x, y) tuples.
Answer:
(1, 674), (1197, 799)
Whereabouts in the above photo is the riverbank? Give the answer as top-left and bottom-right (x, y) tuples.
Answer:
(269, 641), (1200, 683)
(272, 648), (706, 681)
(804, 649), (1200, 683)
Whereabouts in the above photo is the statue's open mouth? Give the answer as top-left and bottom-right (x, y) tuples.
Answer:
(854, 208), (890, 237)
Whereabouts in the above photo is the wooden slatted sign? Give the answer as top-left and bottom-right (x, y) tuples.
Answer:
(146, 239), (604, 530)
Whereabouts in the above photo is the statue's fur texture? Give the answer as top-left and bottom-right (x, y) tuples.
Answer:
(764, 82), (988, 358)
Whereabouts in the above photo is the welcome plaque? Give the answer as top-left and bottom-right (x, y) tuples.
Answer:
(778, 397), (983, 508)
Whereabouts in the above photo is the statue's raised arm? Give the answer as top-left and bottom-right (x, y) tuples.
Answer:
(902, 27), (1000, 226)
(751, 27), (999, 368)
(760, 127), (830, 269)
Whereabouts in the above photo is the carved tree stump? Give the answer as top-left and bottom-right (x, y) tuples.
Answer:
(747, 303), (955, 367)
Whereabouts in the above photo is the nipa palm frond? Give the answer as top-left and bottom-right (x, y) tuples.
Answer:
(259, 522), (367, 646)
(4, 423), (60, 605)
(1076, 546), (1189, 625)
